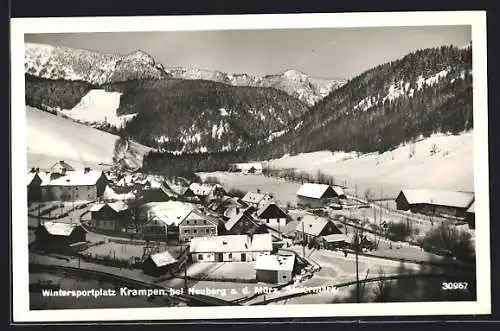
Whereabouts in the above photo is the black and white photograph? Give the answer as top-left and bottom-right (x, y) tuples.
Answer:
(11, 11), (490, 322)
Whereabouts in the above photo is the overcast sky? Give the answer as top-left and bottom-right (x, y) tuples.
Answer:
(25, 26), (471, 79)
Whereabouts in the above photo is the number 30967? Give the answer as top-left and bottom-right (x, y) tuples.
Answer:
(441, 282), (468, 290)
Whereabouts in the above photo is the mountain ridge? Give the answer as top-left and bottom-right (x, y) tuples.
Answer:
(24, 42), (346, 105)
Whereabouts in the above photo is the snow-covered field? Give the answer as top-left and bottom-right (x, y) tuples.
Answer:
(60, 89), (137, 128)
(264, 132), (474, 198)
(26, 106), (150, 170)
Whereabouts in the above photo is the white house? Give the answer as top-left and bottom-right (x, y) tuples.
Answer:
(189, 233), (273, 262)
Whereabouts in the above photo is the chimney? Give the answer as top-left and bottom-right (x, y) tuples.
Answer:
(36, 168), (40, 172)
(30, 167), (36, 173)
(84, 167), (91, 173)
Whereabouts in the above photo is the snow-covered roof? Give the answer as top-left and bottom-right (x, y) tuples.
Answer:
(224, 211), (256, 231)
(51, 161), (75, 172)
(90, 201), (129, 213)
(467, 202), (475, 214)
(256, 202), (287, 219)
(230, 162), (263, 171)
(242, 192), (270, 204)
(189, 233), (273, 253)
(398, 189), (474, 209)
(295, 214), (331, 236)
(254, 254), (295, 272)
(182, 209), (220, 226)
(140, 201), (197, 226)
(322, 234), (349, 243)
(42, 170), (105, 186)
(150, 250), (177, 267)
(42, 221), (86, 236)
(296, 183), (344, 199)
(27, 171), (51, 186)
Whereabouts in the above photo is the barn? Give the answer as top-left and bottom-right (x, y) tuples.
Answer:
(255, 254), (296, 284)
(189, 233), (273, 262)
(296, 183), (346, 208)
(395, 189), (475, 218)
(89, 201), (132, 232)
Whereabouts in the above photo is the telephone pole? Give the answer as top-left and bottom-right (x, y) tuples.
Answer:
(302, 220), (306, 259)
(355, 229), (361, 303)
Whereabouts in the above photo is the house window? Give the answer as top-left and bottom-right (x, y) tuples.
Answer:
(228, 253), (232, 259)
(193, 229), (197, 234)
(186, 221), (190, 225)
(96, 220), (100, 227)
(203, 220), (207, 224)
(206, 229), (210, 233)
(198, 254), (203, 260)
(184, 229), (189, 233)
(282, 275), (287, 279)
(266, 220), (269, 223)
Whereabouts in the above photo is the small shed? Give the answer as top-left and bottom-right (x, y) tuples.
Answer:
(142, 250), (178, 276)
(35, 221), (87, 247)
(89, 201), (132, 232)
(296, 183), (346, 208)
(255, 254), (296, 284)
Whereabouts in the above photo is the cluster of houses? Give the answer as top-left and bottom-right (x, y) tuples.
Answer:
(28, 160), (476, 284)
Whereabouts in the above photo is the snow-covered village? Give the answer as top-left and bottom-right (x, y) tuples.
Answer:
(19, 21), (482, 312)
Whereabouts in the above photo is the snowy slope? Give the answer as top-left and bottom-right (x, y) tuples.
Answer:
(27, 106), (150, 170)
(264, 132), (474, 198)
(60, 89), (136, 128)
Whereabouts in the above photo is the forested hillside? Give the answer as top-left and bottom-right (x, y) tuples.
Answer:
(101, 78), (309, 152)
(256, 45), (473, 158)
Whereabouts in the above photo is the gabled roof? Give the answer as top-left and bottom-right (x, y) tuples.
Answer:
(182, 209), (220, 226)
(188, 183), (224, 196)
(51, 161), (75, 171)
(256, 202), (288, 219)
(150, 250), (177, 267)
(254, 254), (295, 272)
(398, 189), (475, 209)
(42, 170), (105, 186)
(41, 221), (86, 237)
(189, 233), (272, 253)
(295, 214), (332, 236)
(224, 211), (257, 231)
(90, 201), (129, 213)
(296, 183), (344, 199)
(242, 192), (270, 204)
